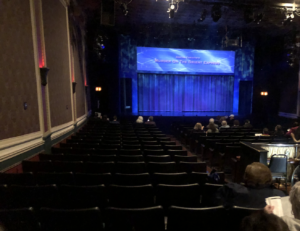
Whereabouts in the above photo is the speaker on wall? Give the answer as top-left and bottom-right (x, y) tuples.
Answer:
(121, 78), (132, 113)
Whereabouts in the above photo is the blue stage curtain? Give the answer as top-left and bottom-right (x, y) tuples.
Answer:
(138, 73), (234, 112)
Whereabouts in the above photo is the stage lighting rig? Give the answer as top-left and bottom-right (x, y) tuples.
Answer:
(211, 5), (222, 22)
(156, 0), (184, 18)
(198, 9), (207, 22)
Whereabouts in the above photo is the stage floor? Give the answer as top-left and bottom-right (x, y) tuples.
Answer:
(124, 111), (234, 117)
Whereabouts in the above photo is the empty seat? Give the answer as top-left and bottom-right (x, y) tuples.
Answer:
(144, 149), (165, 156)
(146, 155), (172, 162)
(93, 149), (118, 155)
(60, 185), (107, 209)
(90, 155), (117, 162)
(174, 155), (197, 163)
(52, 161), (84, 173)
(108, 184), (155, 208)
(156, 184), (201, 209)
(113, 173), (151, 186)
(74, 173), (112, 186)
(141, 141), (159, 145)
(168, 206), (226, 231)
(105, 206), (165, 231)
(40, 207), (103, 231)
(123, 144), (141, 150)
(189, 172), (208, 186)
(22, 161), (52, 173)
(202, 183), (224, 207)
(118, 155), (144, 162)
(116, 162), (147, 174)
(178, 162), (206, 173)
(153, 173), (188, 185)
(0, 207), (40, 231)
(143, 145), (163, 150)
(166, 150), (187, 157)
(122, 140), (140, 145)
(148, 162), (177, 174)
(85, 162), (115, 173)
(119, 149), (142, 156)
(36, 172), (75, 186)
(60, 154), (90, 162)
(0, 173), (35, 186)
(156, 137), (171, 142)
(39, 154), (64, 161)
(159, 141), (176, 146)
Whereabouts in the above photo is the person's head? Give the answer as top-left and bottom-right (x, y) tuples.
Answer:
(245, 119), (250, 124)
(275, 125), (282, 132)
(263, 128), (269, 134)
(241, 210), (289, 231)
(148, 116), (154, 121)
(194, 123), (203, 130)
(229, 114), (234, 120)
(208, 123), (216, 132)
(290, 182), (300, 219)
(136, 116), (143, 123)
(221, 120), (227, 126)
(209, 118), (214, 124)
(113, 116), (117, 121)
(244, 162), (272, 188)
(219, 116), (225, 122)
(233, 120), (240, 126)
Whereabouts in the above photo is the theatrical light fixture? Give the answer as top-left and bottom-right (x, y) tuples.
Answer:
(198, 9), (207, 22)
(260, 92), (268, 96)
(95, 87), (102, 92)
(211, 5), (222, 22)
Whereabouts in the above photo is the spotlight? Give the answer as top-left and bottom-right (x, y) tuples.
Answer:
(170, 4), (176, 10)
(198, 9), (207, 22)
(254, 13), (263, 24)
(100, 44), (105, 50)
(244, 8), (253, 24)
(211, 5), (222, 22)
(120, 3), (128, 16)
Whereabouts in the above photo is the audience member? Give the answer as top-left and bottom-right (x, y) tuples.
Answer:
(206, 118), (218, 129)
(194, 122), (204, 131)
(101, 115), (109, 122)
(110, 116), (119, 124)
(243, 119), (253, 128)
(207, 123), (219, 133)
(136, 116), (144, 123)
(232, 120), (241, 128)
(219, 116), (226, 124)
(227, 114), (235, 127)
(241, 210), (289, 231)
(145, 116), (156, 126)
(262, 128), (270, 136)
(286, 122), (299, 136)
(264, 182), (300, 231)
(291, 126), (300, 143)
(219, 120), (230, 130)
(273, 125), (284, 137)
(217, 162), (285, 208)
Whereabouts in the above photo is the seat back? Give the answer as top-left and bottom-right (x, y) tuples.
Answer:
(105, 206), (165, 231)
(146, 155), (172, 162)
(269, 154), (288, 174)
(116, 162), (147, 174)
(40, 207), (103, 231)
(144, 149), (165, 156)
(0, 173), (35, 186)
(85, 162), (115, 173)
(119, 149), (142, 156)
(108, 184), (154, 208)
(202, 183), (223, 207)
(178, 162), (206, 173)
(74, 173), (112, 186)
(36, 172), (74, 186)
(90, 155), (117, 162)
(22, 161), (52, 173)
(166, 150), (187, 157)
(52, 161), (84, 173)
(118, 155), (144, 162)
(168, 206), (226, 231)
(148, 162), (177, 174)
(114, 173), (151, 186)
(153, 173), (188, 185)
(174, 155), (197, 163)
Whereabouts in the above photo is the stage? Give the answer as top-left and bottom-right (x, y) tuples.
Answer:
(125, 111), (234, 117)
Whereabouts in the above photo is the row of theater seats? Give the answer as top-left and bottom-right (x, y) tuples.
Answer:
(0, 205), (261, 231)
(0, 182), (225, 209)
(0, 171), (224, 186)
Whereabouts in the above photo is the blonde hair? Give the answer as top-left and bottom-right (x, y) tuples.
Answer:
(290, 182), (300, 219)
(136, 116), (143, 123)
(194, 123), (202, 130)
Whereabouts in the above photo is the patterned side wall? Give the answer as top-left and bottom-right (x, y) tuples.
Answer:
(42, 0), (72, 127)
(0, 0), (40, 140)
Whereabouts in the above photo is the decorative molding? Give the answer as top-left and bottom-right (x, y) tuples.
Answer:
(278, 112), (298, 119)
(0, 131), (43, 151)
(77, 114), (87, 127)
(51, 122), (74, 141)
(0, 134), (44, 162)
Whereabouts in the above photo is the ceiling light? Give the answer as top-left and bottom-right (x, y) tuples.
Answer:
(211, 5), (222, 22)
(170, 4), (175, 10)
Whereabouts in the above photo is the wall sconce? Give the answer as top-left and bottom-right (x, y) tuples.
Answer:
(95, 87), (102, 92)
(40, 67), (50, 86)
(72, 82), (77, 93)
(261, 92), (268, 96)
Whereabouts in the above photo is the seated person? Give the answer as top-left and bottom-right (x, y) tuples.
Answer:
(262, 128), (270, 136)
(227, 114), (235, 127)
(219, 120), (230, 130)
(207, 123), (219, 133)
(216, 162), (285, 208)
(110, 116), (119, 124)
(194, 122), (204, 131)
(241, 210), (289, 231)
(206, 118), (218, 129)
(232, 120), (241, 128)
(286, 122), (299, 136)
(101, 114), (109, 122)
(273, 125), (285, 137)
(264, 182), (300, 231)
(136, 116), (144, 123)
(145, 116), (156, 126)
(243, 119), (253, 128)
